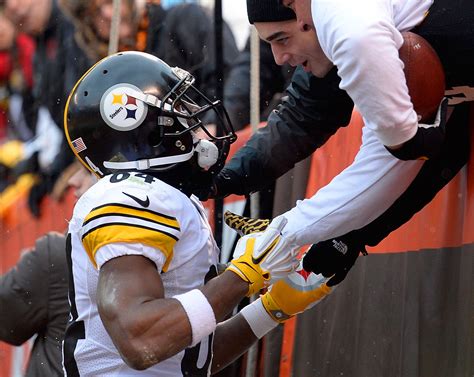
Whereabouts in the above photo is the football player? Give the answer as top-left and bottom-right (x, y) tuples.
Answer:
(62, 51), (318, 376)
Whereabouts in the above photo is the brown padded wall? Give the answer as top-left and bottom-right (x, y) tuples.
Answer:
(292, 244), (474, 377)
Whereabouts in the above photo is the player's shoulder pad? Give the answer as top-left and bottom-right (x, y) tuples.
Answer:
(85, 171), (188, 216)
(78, 172), (186, 268)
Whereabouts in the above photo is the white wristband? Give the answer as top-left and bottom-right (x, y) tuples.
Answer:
(240, 297), (278, 339)
(174, 289), (217, 347)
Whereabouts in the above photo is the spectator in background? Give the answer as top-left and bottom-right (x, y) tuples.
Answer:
(223, 37), (294, 220)
(0, 13), (15, 141)
(0, 162), (95, 377)
(3, 0), (239, 216)
(0, 11), (34, 142)
(224, 38), (293, 132)
(0, 12), (36, 191)
(60, 0), (239, 102)
(3, 0), (90, 217)
(160, 0), (197, 9)
(0, 231), (68, 377)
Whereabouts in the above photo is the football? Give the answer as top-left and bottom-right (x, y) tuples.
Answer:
(398, 31), (445, 123)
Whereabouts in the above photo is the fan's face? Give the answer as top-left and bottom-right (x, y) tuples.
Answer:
(282, 0), (314, 28)
(92, 0), (133, 43)
(4, 0), (52, 35)
(254, 19), (333, 78)
(0, 14), (15, 50)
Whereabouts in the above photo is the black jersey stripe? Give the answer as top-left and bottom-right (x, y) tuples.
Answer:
(89, 202), (178, 220)
(82, 211), (181, 231)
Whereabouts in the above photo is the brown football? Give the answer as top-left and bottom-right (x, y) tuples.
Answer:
(398, 32), (445, 123)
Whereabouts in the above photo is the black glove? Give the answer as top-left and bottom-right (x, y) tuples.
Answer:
(386, 98), (448, 161)
(302, 231), (367, 287)
(195, 168), (242, 201)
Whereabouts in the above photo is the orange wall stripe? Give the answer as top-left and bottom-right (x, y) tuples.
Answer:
(279, 317), (297, 377)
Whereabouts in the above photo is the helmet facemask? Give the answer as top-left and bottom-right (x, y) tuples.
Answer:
(123, 66), (236, 175)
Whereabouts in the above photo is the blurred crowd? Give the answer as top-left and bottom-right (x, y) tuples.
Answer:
(0, 0), (292, 217)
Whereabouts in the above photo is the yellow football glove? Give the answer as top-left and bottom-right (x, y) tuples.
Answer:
(226, 217), (300, 296)
(260, 263), (333, 323)
(224, 210), (270, 236)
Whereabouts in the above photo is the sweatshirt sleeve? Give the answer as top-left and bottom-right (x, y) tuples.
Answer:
(278, 127), (424, 246)
(313, 0), (419, 146)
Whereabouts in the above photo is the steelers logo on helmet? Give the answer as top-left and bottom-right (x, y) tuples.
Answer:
(100, 83), (148, 131)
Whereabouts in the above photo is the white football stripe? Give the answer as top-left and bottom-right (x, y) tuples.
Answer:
(81, 214), (180, 240)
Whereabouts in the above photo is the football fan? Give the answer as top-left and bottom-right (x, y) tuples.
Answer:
(282, 0), (474, 160)
(198, 0), (471, 285)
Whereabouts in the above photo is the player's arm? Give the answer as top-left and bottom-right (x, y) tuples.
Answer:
(97, 217), (298, 370)
(211, 266), (335, 373)
(211, 313), (259, 373)
(97, 254), (248, 370)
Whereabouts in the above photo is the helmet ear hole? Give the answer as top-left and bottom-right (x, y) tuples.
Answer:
(196, 140), (219, 170)
(148, 127), (163, 147)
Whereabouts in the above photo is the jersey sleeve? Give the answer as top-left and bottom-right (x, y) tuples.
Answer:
(94, 242), (168, 272)
(79, 183), (182, 272)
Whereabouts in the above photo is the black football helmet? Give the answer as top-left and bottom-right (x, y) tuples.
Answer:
(64, 51), (236, 180)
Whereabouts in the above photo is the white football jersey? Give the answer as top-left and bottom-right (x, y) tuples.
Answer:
(63, 172), (219, 376)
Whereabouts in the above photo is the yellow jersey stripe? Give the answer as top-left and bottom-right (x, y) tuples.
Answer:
(84, 203), (180, 231)
(82, 222), (177, 272)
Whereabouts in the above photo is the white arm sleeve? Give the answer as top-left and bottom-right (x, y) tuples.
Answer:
(312, 0), (425, 146)
(280, 126), (424, 246)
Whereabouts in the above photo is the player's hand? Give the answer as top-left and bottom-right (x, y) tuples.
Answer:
(261, 263), (333, 323)
(302, 232), (367, 287)
(386, 98), (448, 160)
(226, 217), (299, 296)
(224, 210), (270, 236)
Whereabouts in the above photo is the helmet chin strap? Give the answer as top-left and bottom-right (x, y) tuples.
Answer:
(103, 150), (195, 170)
(103, 139), (218, 171)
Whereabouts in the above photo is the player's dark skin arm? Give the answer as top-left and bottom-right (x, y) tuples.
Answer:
(97, 255), (249, 370)
(211, 314), (259, 374)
